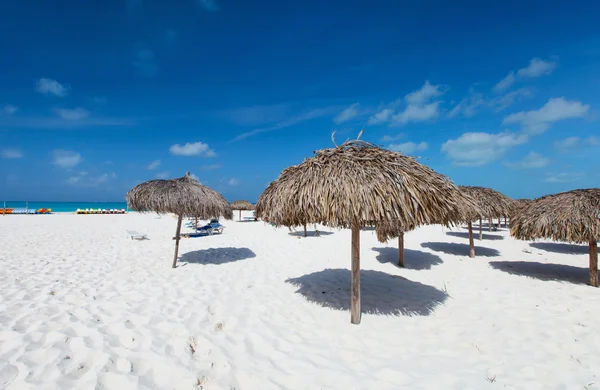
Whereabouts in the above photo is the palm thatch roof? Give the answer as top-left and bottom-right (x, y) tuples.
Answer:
(510, 189), (600, 244)
(459, 186), (513, 219)
(509, 198), (533, 218)
(126, 172), (233, 219)
(230, 200), (255, 210)
(256, 140), (467, 242)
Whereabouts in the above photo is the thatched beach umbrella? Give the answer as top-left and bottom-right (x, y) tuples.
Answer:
(459, 186), (512, 239)
(510, 188), (600, 287)
(508, 198), (532, 220)
(126, 172), (233, 268)
(230, 199), (255, 221)
(256, 139), (466, 324)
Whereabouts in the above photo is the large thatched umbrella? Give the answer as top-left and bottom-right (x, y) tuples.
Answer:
(230, 199), (254, 221)
(510, 188), (600, 287)
(508, 198), (532, 221)
(126, 172), (233, 268)
(459, 186), (512, 239)
(256, 139), (467, 324)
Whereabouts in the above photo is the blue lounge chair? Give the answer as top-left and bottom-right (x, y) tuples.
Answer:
(196, 219), (225, 235)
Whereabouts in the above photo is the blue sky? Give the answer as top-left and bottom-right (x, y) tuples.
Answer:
(1, 0), (599, 202)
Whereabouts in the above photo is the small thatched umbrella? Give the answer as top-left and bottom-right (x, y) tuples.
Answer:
(256, 139), (467, 324)
(459, 186), (512, 239)
(510, 188), (600, 287)
(230, 199), (255, 221)
(126, 172), (233, 268)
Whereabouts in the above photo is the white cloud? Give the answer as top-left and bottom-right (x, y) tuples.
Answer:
(228, 178), (239, 186)
(52, 149), (82, 169)
(405, 81), (443, 105)
(169, 141), (216, 157)
(448, 90), (485, 118)
(493, 58), (557, 93)
(148, 160), (161, 170)
(2, 105), (18, 115)
(54, 107), (90, 121)
(367, 108), (393, 126)
(190, 173), (201, 182)
(1, 149), (23, 159)
(441, 131), (528, 166)
(489, 88), (533, 112)
(554, 136), (600, 152)
(36, 78), (68, 97)
(334, 103), (361, 124)
(505, 151), (550, 169)
(198, 0), (218, 11)
(545, 172), (584, 183)
(503, 97), (589, 135)
(391, 102), (440, 125)
(388, 141), (428, 155)
(380, 133), (404, 142)
(156, 172), (170, 179)
(68, 172), (116, 187)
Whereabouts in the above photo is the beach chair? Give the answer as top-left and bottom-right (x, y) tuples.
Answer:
(126, 230), (148, 240)
(196, 219), (225, 235)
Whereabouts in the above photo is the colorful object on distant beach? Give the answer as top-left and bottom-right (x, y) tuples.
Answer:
(76, 208), (127, 214)
(0, 208), (52, 214)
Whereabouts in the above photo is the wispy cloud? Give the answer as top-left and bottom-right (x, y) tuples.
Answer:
(156, 172), (170, 179)
(198, 0), (218, 11)
(553, 136), (600, 153)
(488, 88), (533, 112)
(68, 172), (116, 187)
(169, 141), (216, 157)
(232, 106), (339, 142)
(405, 81), (443, 105)
(54, 107), (91, 121)
(380, 133), (404, 142)
(493, 58), (557, 93)
(333, 103), (361, 124)
(388, 141), (428, 155)
(391, 102), (440, 125)
(148, 160), (161, 170)
(2, 105), (18, 115)
(1, 149), (23, 159)
(367, 108), (393, 126)
(133, 48), (159, 77)
(441, 131), (528, 166)
(201, 163), (221, 170)
(505, 151), (550, 169)
(228, 178), (239, 186)
(503, 97), (589, 135)
(448, 89), (485, 118)
(52, 149), (83, 169)
(190, 173), (201, 182)
(36, 78), (68, 97)
(545, 172), (584, 183)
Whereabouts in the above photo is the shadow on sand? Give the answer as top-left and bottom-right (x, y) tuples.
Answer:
(286, 269), (448, 316)
(446, 231), (504, 241)
(421, 242), (500, 257)
(461, 224), (507, 232)
(179, 247), (256, 265)
(489, 261), (589, 285)
(288, 230), (334, 237)
(372, 247), (443, 270)
(529, 242), (589, 255)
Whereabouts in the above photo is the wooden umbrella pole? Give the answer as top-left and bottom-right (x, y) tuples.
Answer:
(350, 225), (361, 324)
(239, 210), (242, 221)
(479, 218), (482, 240)
(172, 215), (183, 268)
(398, 232), (405, 267)
(504, 216), (507, 227)
(589, 240), (598, 287)
(304, 223), (307, 237)
(488, 217), (492, 232)
(468, 221), (475, 258)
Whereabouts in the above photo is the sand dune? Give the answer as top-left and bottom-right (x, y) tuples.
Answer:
(1, 212), (599, 389)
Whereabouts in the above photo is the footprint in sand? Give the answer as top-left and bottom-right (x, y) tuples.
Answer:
(0, 363), (18, 387)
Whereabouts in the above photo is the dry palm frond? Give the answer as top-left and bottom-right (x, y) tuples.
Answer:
(510, 188), (600, 244)
(256, 140), (470, 242)
(508, 198), (532, 218)
(459, 185), (513, 219)
(230, 200), (255, 210)
(126, 172), (233, 220)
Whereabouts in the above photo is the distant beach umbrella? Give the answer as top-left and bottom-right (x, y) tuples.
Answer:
(459, 186), (513, 252)
(126, 172), (233, 268)
(230, 200), (255, 221)
(256, 138), (467, 324)
(510, 188), (600, 287)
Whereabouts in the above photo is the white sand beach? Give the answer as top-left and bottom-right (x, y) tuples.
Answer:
(1, 212), (599, 389)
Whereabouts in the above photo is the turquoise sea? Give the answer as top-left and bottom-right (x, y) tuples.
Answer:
(2, 201), (128, 213)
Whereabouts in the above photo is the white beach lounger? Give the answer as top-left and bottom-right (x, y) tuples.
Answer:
(126, 230), (148, 240)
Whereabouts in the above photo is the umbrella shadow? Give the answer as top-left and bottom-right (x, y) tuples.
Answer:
(529, 242), (589, 255)
(288, 230), (334, 237)
(372, 247), (443, 270)
(286, 269), (448, 316)
(446, 231), (504, 241)
(421, 242), (500, 257)
(179, 247), (256, 265)
(489, 261), (589, 285)
(461, 224), (507, 232)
